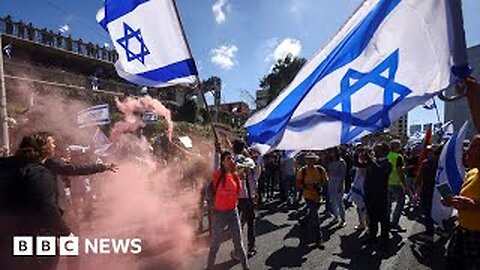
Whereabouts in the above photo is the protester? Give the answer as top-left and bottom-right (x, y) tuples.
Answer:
(296, 152), (329, 248)
(281, 151), (297, 205)
(327, 147), (347, 226)
(340, 146), (354, 193)
(388, 139), (408, 232)
(233, 140), (258, 257)
(416, 145), (442, 242)
(207, 151), (249, 270)
(0, 132), (70, 270)
(350, 146), (368, 230)
(405, 147), (420, 207)
(444, 135), (480, 270)
(364, 142), (392, 247)
(263, 153), (277, 202)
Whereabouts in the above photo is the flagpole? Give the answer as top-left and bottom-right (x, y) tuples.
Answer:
(433, 99), (441, 124)
(171, 0), (220, 145)
(0, 35), (10, 154)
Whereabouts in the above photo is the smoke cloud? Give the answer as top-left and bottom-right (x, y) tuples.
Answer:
(8, 76), (212, 269)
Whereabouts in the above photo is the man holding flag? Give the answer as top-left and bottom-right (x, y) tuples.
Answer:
(444, 135), (480, 269)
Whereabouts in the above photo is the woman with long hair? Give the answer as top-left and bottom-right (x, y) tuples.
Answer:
(206, 151), (249, 270)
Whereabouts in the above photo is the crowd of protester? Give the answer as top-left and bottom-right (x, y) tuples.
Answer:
(203, 135), (480, 270)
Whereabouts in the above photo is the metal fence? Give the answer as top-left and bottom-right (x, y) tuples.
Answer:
(0, 16), (119, 62)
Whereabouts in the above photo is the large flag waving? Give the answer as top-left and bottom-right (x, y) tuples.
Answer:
(431, 121), (468, 229)
(97, 0), (198, 87)
(245, 0), (464, 154)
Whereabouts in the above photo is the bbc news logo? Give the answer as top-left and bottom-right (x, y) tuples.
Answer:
(13, 236), (142, 256)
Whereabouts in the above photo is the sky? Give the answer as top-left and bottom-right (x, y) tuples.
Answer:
(1, 0), (480, 127)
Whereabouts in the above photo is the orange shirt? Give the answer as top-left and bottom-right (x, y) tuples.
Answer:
(213, 170), (241, 211)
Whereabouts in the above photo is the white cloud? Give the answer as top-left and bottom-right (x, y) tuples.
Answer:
(211, 44), (238, 70)
(289, 0), (310, 14)
(268, 38), (302, 62)
(212, 0), (230, 24)
(59, 24), (70, 33)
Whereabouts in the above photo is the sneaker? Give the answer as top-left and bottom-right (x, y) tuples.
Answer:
(355, 224), (366, 230)
(247, 248), (257, 257)
(230, 250), (240, 261)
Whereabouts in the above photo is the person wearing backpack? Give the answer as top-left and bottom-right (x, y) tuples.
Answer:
(296, 152), (329, 248)
(206, 151), (249, 270)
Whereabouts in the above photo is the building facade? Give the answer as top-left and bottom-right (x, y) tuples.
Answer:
(444, 45), (480, 140)
(389, 115), (408, 138)
(256, 89), (269, 110)
(409, 124), (422, 136)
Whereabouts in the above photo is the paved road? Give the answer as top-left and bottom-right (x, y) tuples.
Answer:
(189, 198), (449, 270)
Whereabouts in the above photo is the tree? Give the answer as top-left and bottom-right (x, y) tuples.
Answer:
(260, 54), (307, 103)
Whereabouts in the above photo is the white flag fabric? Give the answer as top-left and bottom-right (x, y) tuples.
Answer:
(92, 128), (113, 156)
(440, 120), (455, 139)
(142, 111), (158, 125)
(77, 104), (111, 128)
(245, 0), (462, 154)
(431, 121), (468, 229)
(97, 0), (198, 87)
(349, 167), (366, 214)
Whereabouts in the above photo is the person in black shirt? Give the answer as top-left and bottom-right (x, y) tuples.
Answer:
(416, 146), (442, 242)
(364, 142), (392, 247)
(0, 132), (69, 270)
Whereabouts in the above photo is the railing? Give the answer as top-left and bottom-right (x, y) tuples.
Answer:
(0, 16), (118, 62)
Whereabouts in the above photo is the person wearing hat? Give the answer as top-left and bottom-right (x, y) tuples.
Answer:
(296, 152), (329, 248)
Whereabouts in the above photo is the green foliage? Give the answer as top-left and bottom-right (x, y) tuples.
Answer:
(260, 54), (307, 103)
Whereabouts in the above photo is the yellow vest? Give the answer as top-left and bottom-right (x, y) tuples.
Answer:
(388, 152), (402, 186)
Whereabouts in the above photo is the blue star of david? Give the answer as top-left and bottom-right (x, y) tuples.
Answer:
(319, 50), (412, 144)
(436, 167), (444, 185)
(116, 22), (150, 65)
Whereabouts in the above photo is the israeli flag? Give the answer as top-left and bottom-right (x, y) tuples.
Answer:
(92, 128), (112, 156)
(431, 121), (468, 229)
(77, 104), (111, 128)
(97, 0), (198, 87)
(142, 111), (158, 125)
(245, 0), (463, 153)
(440, 120), (455, 139)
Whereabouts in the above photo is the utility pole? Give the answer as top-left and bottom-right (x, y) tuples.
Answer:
(0, 35), (9, 154)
